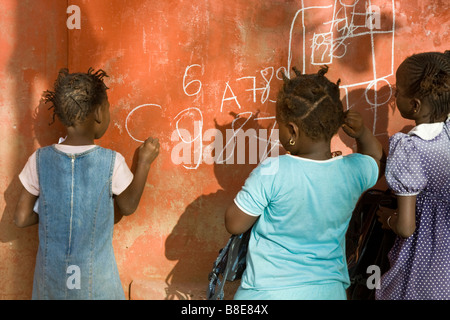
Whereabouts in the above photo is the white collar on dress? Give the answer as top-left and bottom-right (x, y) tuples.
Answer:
(407, 114), (450, 141)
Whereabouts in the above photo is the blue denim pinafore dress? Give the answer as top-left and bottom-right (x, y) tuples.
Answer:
(32, 145), (125, 300)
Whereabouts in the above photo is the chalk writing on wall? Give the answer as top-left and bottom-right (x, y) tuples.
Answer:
(286, 0), (395, 133)
(125, 0), (395, 169)
(125, 64), (281, 170)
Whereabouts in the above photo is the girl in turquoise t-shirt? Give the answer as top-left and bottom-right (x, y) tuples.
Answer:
(225, 66), (382, 300)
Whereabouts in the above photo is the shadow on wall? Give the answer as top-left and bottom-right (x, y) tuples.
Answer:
(333, 5), (398, 75)
(164, 112), (280, 300)
(338, 85), (414, 154)
(288, 1), (401, 77)
(339, 85), (395, 153)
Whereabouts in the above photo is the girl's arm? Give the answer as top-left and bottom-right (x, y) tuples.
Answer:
(225, 202), (258, 235)
(14, 186), (39, 228)
(342, 110), (384, 172)
(115, 137), (160, 216)
(378, 195), (417, 238)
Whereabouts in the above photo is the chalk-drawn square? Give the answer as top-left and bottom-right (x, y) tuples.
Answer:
(311, 32), (333, 65)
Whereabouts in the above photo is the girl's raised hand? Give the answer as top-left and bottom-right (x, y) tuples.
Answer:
(138, 137), (160, 166)
(342, 110), (365, 139)
(342, 109), (383, 176)
(115, 137), (160, 216)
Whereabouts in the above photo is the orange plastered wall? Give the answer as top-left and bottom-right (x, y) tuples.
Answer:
(0, 0), (448, 299)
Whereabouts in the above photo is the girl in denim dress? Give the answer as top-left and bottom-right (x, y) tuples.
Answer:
(14, 68), (160, 299)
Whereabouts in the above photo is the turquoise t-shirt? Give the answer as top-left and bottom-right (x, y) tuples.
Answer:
(234, 154), (378, 290)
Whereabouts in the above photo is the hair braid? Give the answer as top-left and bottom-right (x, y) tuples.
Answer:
(44, 68), (109, 127)
(276, 66), (344, 141)
(400, 51), (450, 122)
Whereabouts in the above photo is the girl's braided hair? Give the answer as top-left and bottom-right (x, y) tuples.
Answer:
(399, 50), (450, 122)
(44, 68), (109, 127)
(276, 65), (344, 141)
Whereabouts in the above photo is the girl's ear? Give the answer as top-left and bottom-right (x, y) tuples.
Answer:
(287, 121), (300, 140)
(410, 98), (421, 114)
(94, 105), (103, 124)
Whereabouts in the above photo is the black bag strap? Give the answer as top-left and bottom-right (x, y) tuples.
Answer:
(207, 236), (233, 300)
(209, 235), (239, 300)
(207, 230), (251, 300)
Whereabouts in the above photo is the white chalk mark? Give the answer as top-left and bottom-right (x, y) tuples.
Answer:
(287, 0), (396, 133)
(220, 82), (242, 112)
(173, 107), (203, 169)
(287, 3), (334, 76)
(183, 64), (203, 96)
(125, 104), (162, 143)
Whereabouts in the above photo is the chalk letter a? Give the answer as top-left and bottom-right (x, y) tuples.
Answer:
(220, 82), (242, 112)
(67, 5), (81, 30)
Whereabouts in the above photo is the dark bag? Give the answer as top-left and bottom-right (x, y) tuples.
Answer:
(207, 229), (251, 300)
(345, 189), (397, 300)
